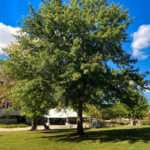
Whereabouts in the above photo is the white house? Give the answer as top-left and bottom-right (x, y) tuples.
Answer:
(45, 108), (89, 127)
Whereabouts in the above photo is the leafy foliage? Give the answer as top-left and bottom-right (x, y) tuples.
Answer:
(85, 104), (102, 119)
(102, 103), (129, 119)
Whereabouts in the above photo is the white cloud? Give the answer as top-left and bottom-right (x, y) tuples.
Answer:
(145, 89), (150, 93)
(132, 25), (150, 60)
(0, 23), (20, 56)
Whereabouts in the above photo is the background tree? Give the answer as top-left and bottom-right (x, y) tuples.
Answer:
(85, 104), (102, 119)
(102, 103), (129, 120)
(0, 61), (14, 107)
(114, 70), (149, 125)
(123, 90), (148, 126)
(4, 41), (56, 130)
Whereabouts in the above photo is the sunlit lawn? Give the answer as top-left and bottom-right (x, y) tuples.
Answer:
(1, 126), (150, 150)
(0, 123), (28, 128)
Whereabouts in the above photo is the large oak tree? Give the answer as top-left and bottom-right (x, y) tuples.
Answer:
(4, 0), (149, 135)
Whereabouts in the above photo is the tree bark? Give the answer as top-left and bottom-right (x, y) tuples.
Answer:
(77, 100), (84, 136)
(133, 118), (137, 126)
(43, 123), (50, 130)
(31, 118), (37, 131)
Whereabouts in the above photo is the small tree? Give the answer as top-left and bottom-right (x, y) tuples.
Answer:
(85, 104), (102, 119)
(102, 103), (129, 120)
(0, 61), (14, 106)
(11, 78), (55, 130)
(114, 71), (149, 126)
(4, 41), (56, 130)
(125, 92), (148, 126)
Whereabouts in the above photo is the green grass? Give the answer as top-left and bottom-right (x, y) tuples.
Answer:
(0, 123), (28, 128)
(1, 126), (150, 150)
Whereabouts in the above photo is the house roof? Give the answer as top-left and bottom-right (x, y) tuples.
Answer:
(45, 108), (87, 118)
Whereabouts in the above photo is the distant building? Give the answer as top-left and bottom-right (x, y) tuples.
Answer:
(45, 108), (89, 128)
(0, 102), (21, 124)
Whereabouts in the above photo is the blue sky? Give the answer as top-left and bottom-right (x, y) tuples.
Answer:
(0, 0), (150, 97)
(0, 0), (150, 69)
(0, 0), (41, 26)
(118, 0), (150, 73)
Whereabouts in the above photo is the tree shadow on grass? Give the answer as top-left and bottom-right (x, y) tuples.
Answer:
(40, 127), (150, 144)
(40, 129), (75, 134)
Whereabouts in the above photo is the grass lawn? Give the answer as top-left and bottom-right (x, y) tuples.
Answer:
(0, 123), (28, 128)
(0, 126), (150, 150)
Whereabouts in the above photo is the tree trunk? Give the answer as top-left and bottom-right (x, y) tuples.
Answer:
(133, 118), (137, 126)
(31, 118), (37, 131)
(77, 100), (84, 136)
(43, 123), (50, 130)
(130, 118), (137, 126)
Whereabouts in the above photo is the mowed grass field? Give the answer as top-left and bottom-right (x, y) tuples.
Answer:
(1, 126), (150, 150)
(0, 123), (28, 128)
